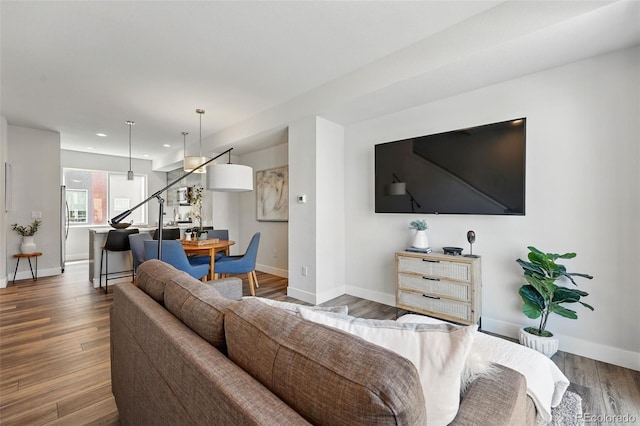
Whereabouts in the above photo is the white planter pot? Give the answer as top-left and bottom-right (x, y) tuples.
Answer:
(412, 230), (430, 249)
(20, 236), (37, 254)
(518, 327), (559, 358)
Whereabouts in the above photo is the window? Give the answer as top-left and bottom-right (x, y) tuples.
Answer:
(67, 189), (88, 223)
(63, 168), (147, 226)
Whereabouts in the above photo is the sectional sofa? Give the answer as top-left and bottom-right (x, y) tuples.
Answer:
(110, 260), (534, 425)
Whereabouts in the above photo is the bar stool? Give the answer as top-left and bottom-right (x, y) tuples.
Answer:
(100, 229), (139, 293)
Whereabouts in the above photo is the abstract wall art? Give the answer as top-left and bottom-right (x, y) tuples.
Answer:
(256, 165), (288, 221)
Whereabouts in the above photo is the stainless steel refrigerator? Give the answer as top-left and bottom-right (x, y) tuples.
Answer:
(60, 185), (69, 272)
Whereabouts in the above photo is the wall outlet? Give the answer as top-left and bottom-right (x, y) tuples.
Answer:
(301, 266), (308, 276)
(32, 211), (42, 219)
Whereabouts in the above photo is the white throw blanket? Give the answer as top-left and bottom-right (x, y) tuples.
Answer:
(397, 315), (569, 425)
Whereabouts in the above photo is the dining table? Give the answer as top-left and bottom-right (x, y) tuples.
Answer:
(180, 239), (235, 281)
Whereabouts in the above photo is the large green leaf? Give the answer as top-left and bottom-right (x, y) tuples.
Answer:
(566, 272), (594, 280)
(519, 285), (544, 309)
(517, 259), (544, 276)
(524, 274), (556, 300)
(553, 287), (588, 303)
(580, 301), (595, 311)
(556, 286), (589, 297)
(557, 252), (577, 260)
(521, 298), (542, 319)
(550, 304), (578, 319)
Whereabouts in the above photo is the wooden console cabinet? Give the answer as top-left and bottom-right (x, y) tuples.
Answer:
(395, 251), (482, 325)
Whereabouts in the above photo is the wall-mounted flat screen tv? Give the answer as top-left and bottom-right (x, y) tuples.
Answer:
(375, 118), (526, 215)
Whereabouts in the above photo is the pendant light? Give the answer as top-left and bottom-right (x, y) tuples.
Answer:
(126, 120), (135, 180)
(207, 149), (253, 192)
(181, 131), (189, 165)
(183, 108), (210, 173)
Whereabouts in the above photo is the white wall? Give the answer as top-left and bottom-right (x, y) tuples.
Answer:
(344, 46), (640, 370)
(315, 118), (346, 303)
(288, 117), (346, 304)
(238, 143), (289, 276)
(289, 117), (319, 303)
(5, 125), (61, 284)
(0, 117), (8, 287)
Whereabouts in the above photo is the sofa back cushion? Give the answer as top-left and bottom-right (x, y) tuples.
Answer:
(136, 259), (180, 304)
(224, 299), (427, 425)
(164, 272), (238, 352)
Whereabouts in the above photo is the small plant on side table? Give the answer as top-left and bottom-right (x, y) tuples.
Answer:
(11, 219), (41, 254)
(409, 219), (428, 231)
(409, 219), (429, 249)
(11, 220), (41, 236)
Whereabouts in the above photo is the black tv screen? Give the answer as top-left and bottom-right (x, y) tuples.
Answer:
(375, 118), (526, 215)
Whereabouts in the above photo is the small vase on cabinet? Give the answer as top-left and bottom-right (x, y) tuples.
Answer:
(412, 230), (429, 249)
(21, 236), (37, 254)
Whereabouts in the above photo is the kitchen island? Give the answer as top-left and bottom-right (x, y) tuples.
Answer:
(88, 226), (156, 288)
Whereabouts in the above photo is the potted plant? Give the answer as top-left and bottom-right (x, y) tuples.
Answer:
(12, 219), (41, 253)
(409, 219), (429, 249)
(517, 246), (594, 357)
(187, 185), (206, 239)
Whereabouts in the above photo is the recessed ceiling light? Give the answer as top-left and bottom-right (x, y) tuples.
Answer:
(96, 133), (107, 137)
(143, 154), (149, 157)
(163, 144), (171, 148)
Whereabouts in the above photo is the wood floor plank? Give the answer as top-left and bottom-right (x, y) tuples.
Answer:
(563, 351), (602, 388)
(597, 360), (640, 422)
(47, 396), (119, 426)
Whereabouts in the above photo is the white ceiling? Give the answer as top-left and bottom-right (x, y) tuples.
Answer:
(2, 1), (639, 164)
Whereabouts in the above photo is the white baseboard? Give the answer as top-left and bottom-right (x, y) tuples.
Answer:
(482, 317), (640, 372)
(285, 282), (344, 305)
(317, 285), (346, 305)
(11, 267), (61, 283)
(0, 277), (7, 289)
(65, 254), (88, 262)
(256, 263), (288, 278)
(345, 285), (395, 307)
(286, 286), (316, 305)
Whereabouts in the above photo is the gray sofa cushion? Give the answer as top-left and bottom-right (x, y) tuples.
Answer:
(224, 299), (427, 426)
(136, 259), (181, 304)
(163, 272), (239, 352)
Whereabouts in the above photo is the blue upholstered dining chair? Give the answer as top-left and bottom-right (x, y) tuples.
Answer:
(213, 232), (260, 296)
(129, 232), (152, 277)
(143, 240), (210, 281)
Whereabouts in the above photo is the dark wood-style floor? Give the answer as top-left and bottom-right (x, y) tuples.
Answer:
(1, 262), (638, 425)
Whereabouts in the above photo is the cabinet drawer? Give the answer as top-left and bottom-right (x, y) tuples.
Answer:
(397, 290), (472, 323)
(397, 256), (471, 282)
(398, 274), (470, 301)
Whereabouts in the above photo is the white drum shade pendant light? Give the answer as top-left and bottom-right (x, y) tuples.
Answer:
(183, 108), (210, 173)
(126, 120), (135, 180)
(207, 149), (253, 192)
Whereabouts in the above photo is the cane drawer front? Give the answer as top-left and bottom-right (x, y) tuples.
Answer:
(395, 252), (481, 325)
(397, 256), (471, 283)
(397, 290), (472, 323)
(397, 273), (470, 302)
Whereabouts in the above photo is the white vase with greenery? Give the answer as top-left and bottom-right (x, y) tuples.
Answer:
(12, 220), (41, 254)
(409, 219), (429, 249)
